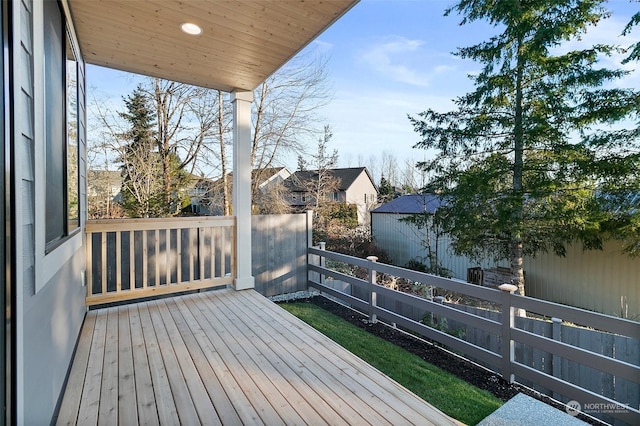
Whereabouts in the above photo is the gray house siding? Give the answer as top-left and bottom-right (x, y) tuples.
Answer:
(22, 254), (86, 424)
(13, 1), (87, 422)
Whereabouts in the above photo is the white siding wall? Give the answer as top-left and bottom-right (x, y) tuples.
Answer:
(371, 213), (500, 278)
(345, 172), (377, 224)
(13, 1), (87, 422)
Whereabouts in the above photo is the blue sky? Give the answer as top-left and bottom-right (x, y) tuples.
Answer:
(87, 0), (639, 177)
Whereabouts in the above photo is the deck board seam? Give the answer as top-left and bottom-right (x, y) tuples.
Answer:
(192, 292), (341, 425)
(203, 291), (377, 425)
(239, 290), (457, 425)
(147, 299), (202, 424)
(171, 296), (264, 425)
(183, 292), (288, 425)
(209, 290), (396, 425)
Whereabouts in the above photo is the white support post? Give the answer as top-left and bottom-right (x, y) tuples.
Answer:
(232, 90), (255, 290)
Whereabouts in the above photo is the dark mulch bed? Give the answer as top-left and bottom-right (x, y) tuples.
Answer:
(288, 295), (605, 426)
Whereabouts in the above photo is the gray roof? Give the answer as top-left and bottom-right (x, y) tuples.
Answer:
(284, 167), (375, 192)
(371, 194), (443, 214)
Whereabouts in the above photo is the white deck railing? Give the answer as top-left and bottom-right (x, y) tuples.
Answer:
(85, 217), (236, 306)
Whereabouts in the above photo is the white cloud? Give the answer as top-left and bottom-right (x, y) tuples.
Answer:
(359, 36), (442, 87)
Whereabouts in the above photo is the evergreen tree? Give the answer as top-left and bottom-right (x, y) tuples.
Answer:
(118, 85), (193, 217)
(119, 86), (161, 217)
(378, 174), (394, 203)
(410, 1), (640, 296)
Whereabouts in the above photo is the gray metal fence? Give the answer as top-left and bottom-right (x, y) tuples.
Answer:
(308, 246), (640, 426)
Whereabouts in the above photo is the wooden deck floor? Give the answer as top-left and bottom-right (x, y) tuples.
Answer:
(56, 288), (460, 425)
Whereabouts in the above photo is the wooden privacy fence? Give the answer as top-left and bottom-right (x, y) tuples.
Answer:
(308, 246), (640, 426)
(252, 212), (312, 296)
(85, 217), (236, 306)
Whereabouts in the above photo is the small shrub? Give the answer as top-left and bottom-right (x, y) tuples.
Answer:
(422, 314), (466, 340)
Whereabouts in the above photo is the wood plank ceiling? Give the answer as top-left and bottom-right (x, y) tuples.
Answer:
(68, 0), (359, 92)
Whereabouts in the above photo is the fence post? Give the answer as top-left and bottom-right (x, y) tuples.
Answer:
(306, 210), (313, 251)
(499, 283), (517, 383)
(367, 256), (378, 323)
(306, 210), (314, 289)
(552, 317), (562, 400)
(319, 242), (326, 285)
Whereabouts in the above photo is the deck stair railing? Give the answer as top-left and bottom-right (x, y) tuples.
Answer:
(85, 217), (236, 306)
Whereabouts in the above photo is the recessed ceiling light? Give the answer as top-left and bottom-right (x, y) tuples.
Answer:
(181, 22), (203, 35)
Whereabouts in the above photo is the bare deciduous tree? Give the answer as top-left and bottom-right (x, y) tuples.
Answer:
(305, 125), (339, 209)
(145, 78), (220, 207)
(250, 51), (331, 197)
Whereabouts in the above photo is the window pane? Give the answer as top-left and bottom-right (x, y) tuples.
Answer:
(66, 35), (79, 231)
(44, 0), (65, 245)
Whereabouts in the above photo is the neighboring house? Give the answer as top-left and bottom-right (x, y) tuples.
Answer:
(255, 166), (292, 193)
(3, 1), (355, 423)
(371, 194), (640, 318)
(87, 169), (121, 198)
(283, 167), (377, 224)
(186, 175), (215, 214)
(87, 169), (122, 217)
(190, 167), (292, 215)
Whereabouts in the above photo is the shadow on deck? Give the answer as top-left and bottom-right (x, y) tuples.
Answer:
(55, 288), (459, 425)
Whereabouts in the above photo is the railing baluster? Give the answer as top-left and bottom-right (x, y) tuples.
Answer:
(129, 231), (135, 290)
(177, 228), (182, 285)
(199, 227), (205, 282)
(221, 227), (226, 278)
(101, 231), (107, 296)
(230, 223), (238, 278)
(155, 229), (160, 287)
(189, 228), (194, 283)
(116, 230), (121, 293)
(142, 230), (148, 289)
(214, 227), (218, 279)
(166, 228), (171, 286)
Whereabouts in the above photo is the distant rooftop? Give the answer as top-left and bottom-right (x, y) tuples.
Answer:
(371, 194), (443, 214)
(284, 167), (374, 192)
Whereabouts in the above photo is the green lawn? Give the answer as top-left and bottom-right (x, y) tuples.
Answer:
(280, 301), (502, 425)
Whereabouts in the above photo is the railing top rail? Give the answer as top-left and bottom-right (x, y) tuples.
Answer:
(309, 246), (502, 304)
(512, 293), (640, 338)
(310, 246), (639, 336)
(374, 262), (503, 304)
(308, 246), (371, 269)
(86, 216), (236, 232)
